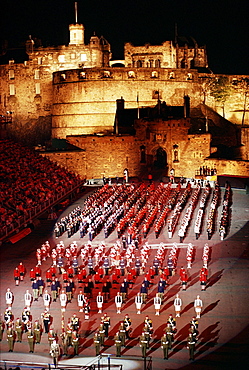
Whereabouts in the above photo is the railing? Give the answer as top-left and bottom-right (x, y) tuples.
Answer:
(0, 179), (85, 243)
(0, 355), (123, 370)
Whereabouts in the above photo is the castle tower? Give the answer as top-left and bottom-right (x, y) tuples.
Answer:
(69, 2), (84, 45)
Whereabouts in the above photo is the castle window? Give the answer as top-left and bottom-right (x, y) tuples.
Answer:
(173, 150), (179, 162)
(58, 55), (65, 63)
(187, 73), (192, 80)
(35, 83), (40, 95)
(151, 71), (158, 78)
(190, 59), (195, 69)
(60, 73), (66, 81)
(34, 70), (40, 79)
(155, 59), (161, 68)
(149, 60), (153, 68)
(80, 54), (87, 62)
(9, 84), (15, 95)
(181, 59), (186, 68)
(71, 53), (76, 59)
(169, 72), (175, 79)
(140, 145), (146, 163)
(128, 71), (135, 78)
(9, 59), (14, 65)
(79, 71), (86, 79)
(9, 70), (14, 80)
(152, 90), (161, 99)
(137, 60), (143, 68)
(103, 70), (111, 78)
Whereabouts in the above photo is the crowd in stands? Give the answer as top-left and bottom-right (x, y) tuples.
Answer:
(0, 140), (82, 238)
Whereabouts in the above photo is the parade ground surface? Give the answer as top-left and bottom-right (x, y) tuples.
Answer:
(0, 182), (249, 370)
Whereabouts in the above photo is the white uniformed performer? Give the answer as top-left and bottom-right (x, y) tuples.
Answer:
(6, 288), (13, 308)
(60, 290), (67, 312)
(115, 292), (123, 314)
(43, 290), (51, 311)
(77, 290), (85, 312)
(194, 295), (203, 318)
(96, 292), (104, 313)
(174, 294), (182, 317)
(135, 292), (143, 314)
(24, 290), (32, 309)
(153, 293), (162, 316)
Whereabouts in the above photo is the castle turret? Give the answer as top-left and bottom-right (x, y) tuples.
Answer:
(69, 24), (85, 45)
(69, 2), (84, 45)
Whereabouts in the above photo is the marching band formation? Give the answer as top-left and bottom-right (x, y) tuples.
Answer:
(1, 179), (232, 363)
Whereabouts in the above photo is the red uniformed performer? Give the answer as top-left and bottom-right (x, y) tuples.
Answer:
(98, 266), (104, 278)
(62, 270), (69, 287)
(67, 266), (74, 278)
(199, 269), (207, 291)
(50, 265), (57, 277)
(30, 269), (36, 281)
(18, 262), (26, 281)
(14, 267), (20, 286)
(46, 269), (52, 287)
(179, 267), (188, 291)
(34, 265), (41, 277)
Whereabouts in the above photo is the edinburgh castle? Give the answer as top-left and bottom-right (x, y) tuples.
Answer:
(0, 10), (248, 181)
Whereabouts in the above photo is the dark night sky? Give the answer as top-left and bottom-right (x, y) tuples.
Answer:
(1, 0), (249, 75)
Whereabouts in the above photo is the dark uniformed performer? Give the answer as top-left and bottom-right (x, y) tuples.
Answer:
(33, 320), (41, 344)
(41, 309), (51, 333)
(66, 319), (73, 346)
(118, 322), (126, 346)
(187, 332), (196, 360)
(94, 332), (101, 355)
(101, 313), (111, 337)
(7, 327), (14, 352)
(15, 318), (23, 342)
(60, 330), (68, 356)
(114, 331), (122, 357)
(98, 323), (105, 346)
(71, 314), (79, 331)
(165, 323), (174, 349)
(72, 330), (79, 355)
(123, 314), (132, 339)
(161, 333), (170, 359)
(27, 329), (34, 352)
(167, 314), (176, 332)
(140, 332), (147, 358)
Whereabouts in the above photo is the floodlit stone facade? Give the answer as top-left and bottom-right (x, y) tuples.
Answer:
(0, 17), (248, 180)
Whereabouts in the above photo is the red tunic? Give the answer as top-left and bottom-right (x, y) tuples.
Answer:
(34, 266), (41, 276)
(50, 266), (57, 276)
(30, 269), (36, 280)
(18, 263), (25, 275)
(14, 268), (20, 279)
